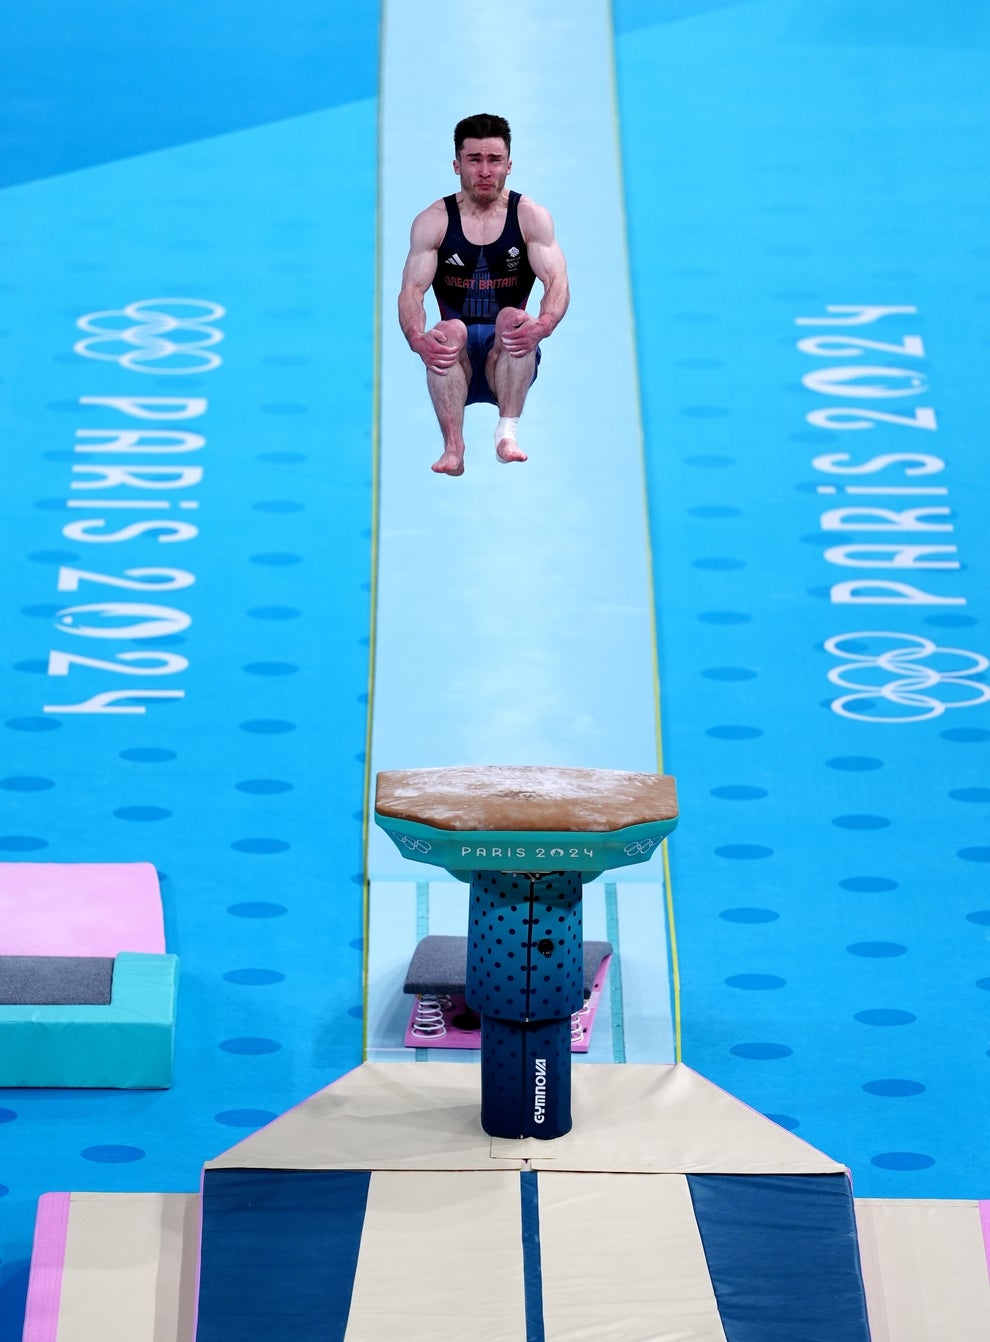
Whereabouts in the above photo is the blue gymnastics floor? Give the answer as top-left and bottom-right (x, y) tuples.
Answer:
(616, 0), (990, 1196)
(2, 2), (990, 1337)
(0, 7), (378, 1334)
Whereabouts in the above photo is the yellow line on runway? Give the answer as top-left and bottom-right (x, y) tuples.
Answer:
(360, 7), (387, 1063)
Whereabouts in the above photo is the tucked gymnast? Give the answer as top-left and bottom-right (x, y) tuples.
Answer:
(398, 113), (570, 475)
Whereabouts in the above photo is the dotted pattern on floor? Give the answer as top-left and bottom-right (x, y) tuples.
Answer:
(617, 0), (990, 1196)
(0, 33), (378, 1330)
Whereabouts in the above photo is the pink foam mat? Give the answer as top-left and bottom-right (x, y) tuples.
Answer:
(0, 862), (164, 956)
(21, 1192), (70, 1342)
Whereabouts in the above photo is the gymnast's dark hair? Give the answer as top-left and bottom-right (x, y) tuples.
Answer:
(454, 114), (511, 157)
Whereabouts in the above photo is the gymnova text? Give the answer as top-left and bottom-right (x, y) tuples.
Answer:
(533, 1056), (548, 1125)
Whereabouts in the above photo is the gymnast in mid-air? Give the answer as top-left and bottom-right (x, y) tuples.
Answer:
(398, 112), (570, 475)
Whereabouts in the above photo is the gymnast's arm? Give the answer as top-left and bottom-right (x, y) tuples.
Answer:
(520, 197), (570, 341)
(398, 203), (458, 369)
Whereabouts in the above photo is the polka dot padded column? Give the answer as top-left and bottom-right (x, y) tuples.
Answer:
(466, 870), (584, 1139)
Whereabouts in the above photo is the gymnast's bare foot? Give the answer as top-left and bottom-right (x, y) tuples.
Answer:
(496, 438), (528, 464)
(432, 449), (465, 476)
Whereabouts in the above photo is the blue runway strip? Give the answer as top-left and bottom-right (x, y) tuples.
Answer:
(365, 1), (676, 1071)
(370, 1), (663, 881)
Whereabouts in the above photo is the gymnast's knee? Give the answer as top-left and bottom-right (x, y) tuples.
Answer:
(495, 307), (526, 333)
(435, 318), (468, 349)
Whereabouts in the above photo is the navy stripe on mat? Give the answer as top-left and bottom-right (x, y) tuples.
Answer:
(197, 1169), (371, 1342)
(686, 1173), (871, 1342)
(520, 1170), (546, 1342)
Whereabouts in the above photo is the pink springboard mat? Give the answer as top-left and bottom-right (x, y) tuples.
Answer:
(405, 954), (612, 1052)
(0, 862), (164, 956)
(21, 1193), (70, 1342)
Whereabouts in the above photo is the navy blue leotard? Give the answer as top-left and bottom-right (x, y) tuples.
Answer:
(432, 190), (537, 324)
(432, 191), (540, 405)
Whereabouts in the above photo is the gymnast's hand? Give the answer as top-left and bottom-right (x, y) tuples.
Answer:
(413, 325), (464, 375)
(499, 310), (542, 358)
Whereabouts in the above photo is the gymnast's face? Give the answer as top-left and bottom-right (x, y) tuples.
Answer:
(454, 137), (511, 204)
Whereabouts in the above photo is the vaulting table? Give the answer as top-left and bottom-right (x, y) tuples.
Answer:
(374, 765), (679, 1139)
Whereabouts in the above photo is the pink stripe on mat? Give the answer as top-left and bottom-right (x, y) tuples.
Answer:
(190, 1165), (208, 1341)
(22, 1192), (71, 1342)
(980, 1200), (990, 1284)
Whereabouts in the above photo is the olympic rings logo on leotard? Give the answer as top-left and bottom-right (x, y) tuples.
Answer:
(74, 299), (225, 374)
(391, 832), (432, 855)
(623, 836), (663, 857)
(825, 631), (990, 723)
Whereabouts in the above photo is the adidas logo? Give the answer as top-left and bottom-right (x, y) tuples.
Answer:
(446, 253), (465, 266)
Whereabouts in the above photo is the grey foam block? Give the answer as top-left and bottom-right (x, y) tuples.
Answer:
(0, 955), (116, 1005)
(404, 935), (612, 998)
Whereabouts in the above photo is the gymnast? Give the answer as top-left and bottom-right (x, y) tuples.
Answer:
(398, 113), (570, 475)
